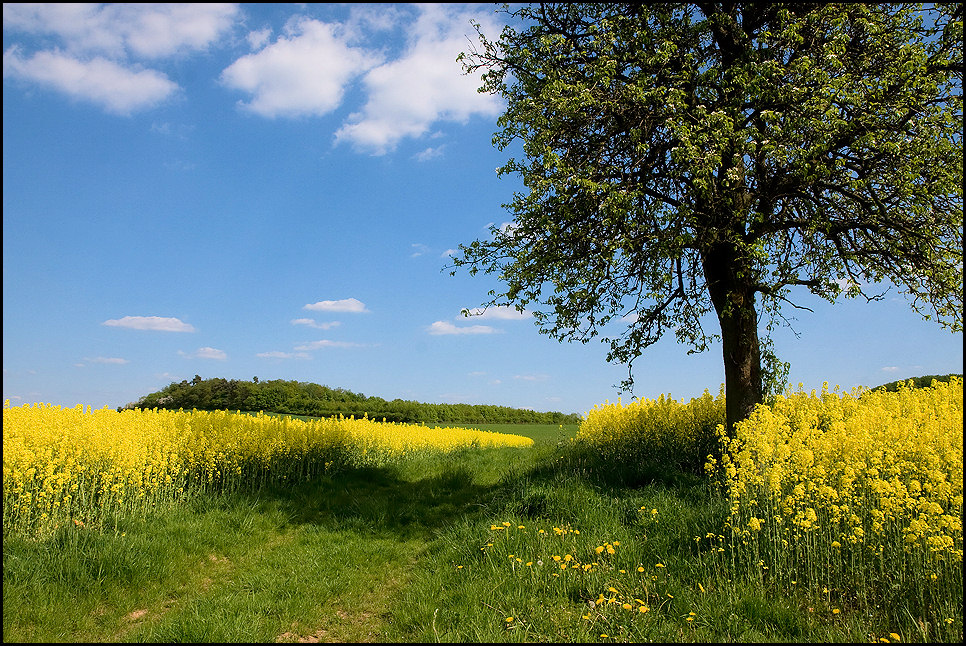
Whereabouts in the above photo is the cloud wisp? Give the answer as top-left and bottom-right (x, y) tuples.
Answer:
(304, 298), (369, 313)
(179, 347), (228, 360)
(102, 316), (196, 332)
(256, 350), (311, 360)
(293, 340), (367, 351)
(291, 318), (341, 330)
(427, 320), (501, 336)
(81, 356), (130, 365)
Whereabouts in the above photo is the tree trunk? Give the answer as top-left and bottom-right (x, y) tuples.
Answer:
(701, 241), (764, 436)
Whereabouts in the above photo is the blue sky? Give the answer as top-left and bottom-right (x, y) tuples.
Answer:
(3, 3), (962, 416)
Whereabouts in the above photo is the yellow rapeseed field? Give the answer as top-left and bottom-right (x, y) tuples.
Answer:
(710, 378), (962, 597)
(2, 403), (533, 538)
(576, 387), (724, 474)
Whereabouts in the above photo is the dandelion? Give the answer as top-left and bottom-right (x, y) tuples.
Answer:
(655, 563), (666, 568)
(890, 633), (901, 641)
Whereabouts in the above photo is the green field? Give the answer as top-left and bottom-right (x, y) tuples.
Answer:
(439, 422), (580, 444)
(3, 417), (961, 643)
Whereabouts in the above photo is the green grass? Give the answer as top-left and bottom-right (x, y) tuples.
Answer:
(3, 425), (961, 643)
(440, 422), (580, 445)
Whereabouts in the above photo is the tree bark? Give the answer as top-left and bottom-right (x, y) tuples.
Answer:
(701, 240), (764, 436)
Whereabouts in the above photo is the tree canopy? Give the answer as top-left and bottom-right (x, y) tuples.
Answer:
(120, 377), (582, 425)
(453, 2), (963, 432)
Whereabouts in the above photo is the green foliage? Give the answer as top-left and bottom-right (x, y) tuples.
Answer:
(871, 373), (964, 393)
(121, 377), (582, 425)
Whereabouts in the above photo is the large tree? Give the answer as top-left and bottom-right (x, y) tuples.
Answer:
(452, 2), (963, 433)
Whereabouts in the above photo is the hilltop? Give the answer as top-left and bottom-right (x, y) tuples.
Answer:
(120, 376), (583, 425)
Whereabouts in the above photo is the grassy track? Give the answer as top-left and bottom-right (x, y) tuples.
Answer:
(439, 422), (580, 445)
(3, 422), (961, 643)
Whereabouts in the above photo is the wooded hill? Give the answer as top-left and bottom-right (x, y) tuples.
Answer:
(121, 376), (583, 425)
(870, 373), (962, 392)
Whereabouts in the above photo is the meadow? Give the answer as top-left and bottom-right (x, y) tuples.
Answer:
(2, 378), (962, 643)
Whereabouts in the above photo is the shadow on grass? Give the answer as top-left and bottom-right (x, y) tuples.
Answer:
(197, 441), (720, 546)
(212, 458), (508, 543)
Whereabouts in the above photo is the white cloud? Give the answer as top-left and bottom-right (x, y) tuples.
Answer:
(221, 17), (380, 118)
(441, 248), (458, 258)
(102, 316), (196, 332)
(460, 306), (531, 320)
(2, 3), (238, 114)
(427, 320), (501, 335)
(291, 318), (341, 330)
(413, 145), (445, 161)
(334, 4), (503, 154)
(180, 347), (227, 360)
(257, 350), (311, 360)
(83, 357), (129, 365)
(881, 366), (901, 372)
(294, 340), (366, 350)
(304, 298), (369, 313)
(514, 374), (550, 382)
(3, 48), (178, 115)
(247, 27), (272, 50)
(1, 3), (240, 59)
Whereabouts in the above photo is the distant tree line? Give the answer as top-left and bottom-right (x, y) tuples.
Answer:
(870, 373), (963, 393)
(120, 376), (583, 425)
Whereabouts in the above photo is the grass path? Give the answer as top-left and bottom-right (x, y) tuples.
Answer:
(3, 430), (552, 643)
